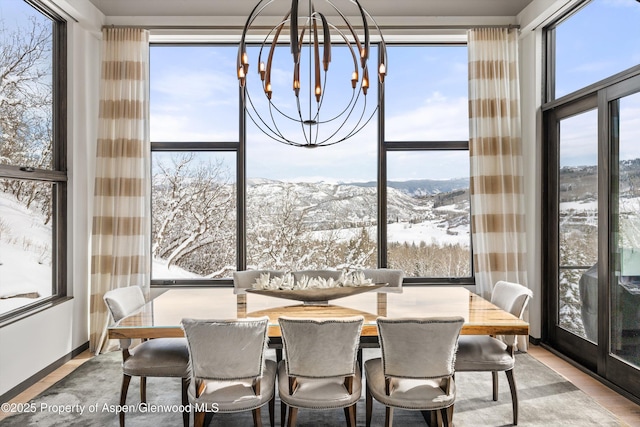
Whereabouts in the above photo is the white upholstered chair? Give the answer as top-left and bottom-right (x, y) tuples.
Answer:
(362, 269), (404, 293)
(278, 316), (364, 427)
(365, 316), (464, 427)
(454, 280), (533, 425)
(103, 286), (189, 427)
(181, 317), (277, 427)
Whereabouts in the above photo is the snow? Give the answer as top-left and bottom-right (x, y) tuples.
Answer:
(388, 220), (469, 246)
(0, 191), (52, 315)
(152, 258), (202, 279)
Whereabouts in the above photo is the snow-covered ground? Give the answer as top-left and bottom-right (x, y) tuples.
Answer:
(0, 191), (52, 315)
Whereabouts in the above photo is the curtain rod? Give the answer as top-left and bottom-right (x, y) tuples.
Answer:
(104, 24), (520, 31)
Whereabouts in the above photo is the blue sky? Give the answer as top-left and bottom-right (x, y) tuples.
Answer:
(3, 0), (638, 177)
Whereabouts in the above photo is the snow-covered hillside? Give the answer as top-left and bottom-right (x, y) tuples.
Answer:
(0, 191), (52, 315)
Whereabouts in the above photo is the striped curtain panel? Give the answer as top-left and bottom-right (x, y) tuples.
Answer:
(468, 28), (527, 299)
(90, 28), (150, 353)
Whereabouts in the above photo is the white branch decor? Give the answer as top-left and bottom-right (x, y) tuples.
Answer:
(252, 270), (373, 291)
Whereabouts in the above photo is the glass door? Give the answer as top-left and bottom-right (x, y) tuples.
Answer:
(545, 75), (640, 397)
(607, 78), (640, 395)
(545, 95), (600, 370)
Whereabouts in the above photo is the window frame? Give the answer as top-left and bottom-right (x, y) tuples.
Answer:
(0, 0), (68, 323)
(149, 42), (474, 287)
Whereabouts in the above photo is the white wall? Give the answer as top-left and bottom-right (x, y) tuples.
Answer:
(0, 0), (102, 398)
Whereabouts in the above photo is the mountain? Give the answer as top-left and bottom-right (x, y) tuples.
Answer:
(246, 178), (470, 244)
(347, 178), (470, 197)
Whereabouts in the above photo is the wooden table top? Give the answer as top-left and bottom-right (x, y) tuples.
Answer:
(108, 286), (529, 340)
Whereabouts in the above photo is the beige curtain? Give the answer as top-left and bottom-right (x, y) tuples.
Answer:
(468, 28), (527, 299)
(90, 28), (150, 353)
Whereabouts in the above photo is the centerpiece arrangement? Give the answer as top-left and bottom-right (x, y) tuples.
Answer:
(246, 270), (386, 305)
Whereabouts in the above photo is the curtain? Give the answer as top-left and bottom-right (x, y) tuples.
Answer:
(89, 28), (150, 353)
(468, 28), (527, 299)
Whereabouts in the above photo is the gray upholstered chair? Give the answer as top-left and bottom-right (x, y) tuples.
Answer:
(454, 281), (533, 425)
(103, 286), (189, 427)
(181, 317), (277, 427)
(362, 269), (404, 293)
(365, 316), (464, 427)
(278, 316), (364, 427)
(233, 270), (285, 294)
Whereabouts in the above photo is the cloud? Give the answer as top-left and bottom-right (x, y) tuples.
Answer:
(385, 93), (469, 140)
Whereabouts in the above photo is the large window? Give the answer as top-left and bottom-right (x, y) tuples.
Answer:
(384, 46), (471, 279)
(544, 0), (640, 398)
(548, 0), (640, 101)
(0, 0), (66, 319)
(150, 44), (471, 284)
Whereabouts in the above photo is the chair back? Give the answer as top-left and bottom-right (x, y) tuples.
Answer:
(362, 269), (404, 293)
(491, 281), (533, 319)
(377, 316), (464, 379)
(279, 316), (363, 378)
(233, 270), (284, 294)
(490, 281), (533, 346)
(181, 317), (269, 381)
(103, 286), (146, 323)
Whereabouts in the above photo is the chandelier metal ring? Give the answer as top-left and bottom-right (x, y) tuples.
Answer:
(238, 0), (387, 148)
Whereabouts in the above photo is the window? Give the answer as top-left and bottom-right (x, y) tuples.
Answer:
(150, 44), (472, 283)
(548, 0), (640, 101)
(0, 0), (66, 319)
(384, 46), (472, 280)
(150, 46), (238, 283)
(543, 0), (640, 397)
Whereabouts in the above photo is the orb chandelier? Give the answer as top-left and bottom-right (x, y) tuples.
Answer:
(237, 0), (387, 148)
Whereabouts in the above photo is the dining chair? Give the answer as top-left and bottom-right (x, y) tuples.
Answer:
(362, 269), (404, 293)
(181, 316), (277, 427)
(364, 316), (464, 427)
(103, 286), (189, 427)
(278, 316), (364, 427)
(454, 280), (533, 425)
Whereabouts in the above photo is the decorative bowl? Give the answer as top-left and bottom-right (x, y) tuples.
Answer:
(246, 284), (387, 305)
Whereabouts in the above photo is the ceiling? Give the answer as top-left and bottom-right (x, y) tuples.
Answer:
(86, 0), (535, 19)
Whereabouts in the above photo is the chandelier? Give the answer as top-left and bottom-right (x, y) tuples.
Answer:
(237, 0), (387, 148)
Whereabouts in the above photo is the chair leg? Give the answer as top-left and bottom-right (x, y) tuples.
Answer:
(287, 407), (298, 427)
(429, 410), (438, 426)
(441, 405), (454, 427)
(269, 394), (275, 427)
(344, 404), (356, 427)
(492, 371), (499, 401)
(505, 369), (518, 425)
(181, 377), (189, 427)
(140, 376), (147, 403)
(252, 407), (263, 427)
(194, 411), (205, 427)
(366, 386), (373, 427)
(280, 401), (287, 427)
(344, 407), (352, 427)
(120, 374), (131, 427)
(385, 406), (394, 427)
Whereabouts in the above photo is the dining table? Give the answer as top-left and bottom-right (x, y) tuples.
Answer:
(108, 286), (529, 341)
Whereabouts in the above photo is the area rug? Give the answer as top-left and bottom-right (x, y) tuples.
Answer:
(0, 350), (623, 426)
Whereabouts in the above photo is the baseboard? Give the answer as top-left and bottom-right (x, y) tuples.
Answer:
(529, 335), (541, 345)
(0, 341), (89, 404)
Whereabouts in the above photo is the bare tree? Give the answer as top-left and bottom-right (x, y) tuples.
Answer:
(0, 16), (53, 223)
(152, 153), (236, 277)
